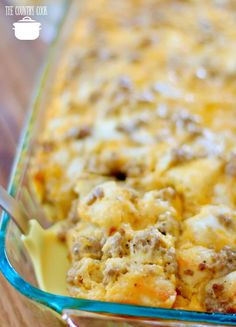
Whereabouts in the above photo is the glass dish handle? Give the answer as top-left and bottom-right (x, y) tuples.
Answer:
(62, 309), (202, 327)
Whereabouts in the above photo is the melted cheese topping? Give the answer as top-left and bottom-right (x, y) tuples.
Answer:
(30, 0), (236, 312)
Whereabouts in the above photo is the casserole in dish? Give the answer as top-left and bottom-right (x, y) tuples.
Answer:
(2, 0), (236, 325)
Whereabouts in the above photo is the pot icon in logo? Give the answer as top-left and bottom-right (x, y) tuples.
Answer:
(13, 16), (41, 40)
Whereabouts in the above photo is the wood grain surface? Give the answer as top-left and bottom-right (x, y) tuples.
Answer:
(0, 2), (48, 326)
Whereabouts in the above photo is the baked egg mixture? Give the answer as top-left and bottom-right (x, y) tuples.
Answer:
(29, 0), (236, 313)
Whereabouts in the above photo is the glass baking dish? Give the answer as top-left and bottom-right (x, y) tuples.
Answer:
(1, 1), (236, 326)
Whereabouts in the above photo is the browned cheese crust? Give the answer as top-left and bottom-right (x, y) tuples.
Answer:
(30, 0), (236, 312)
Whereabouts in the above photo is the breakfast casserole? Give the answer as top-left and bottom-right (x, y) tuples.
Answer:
(30, 0), (236, 313)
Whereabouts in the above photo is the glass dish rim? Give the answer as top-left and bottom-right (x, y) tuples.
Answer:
(0, 2), (236, 325)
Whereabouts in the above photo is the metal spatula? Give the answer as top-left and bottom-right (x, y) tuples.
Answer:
(0, 185), (29, 234)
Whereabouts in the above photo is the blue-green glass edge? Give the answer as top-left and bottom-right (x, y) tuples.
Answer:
(0, 2), (236, 326)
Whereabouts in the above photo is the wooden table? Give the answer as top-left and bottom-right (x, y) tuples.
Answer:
(0, 3), (48, 325)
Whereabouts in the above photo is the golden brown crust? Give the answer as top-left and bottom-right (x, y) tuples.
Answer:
(30, 0), (236, 312)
